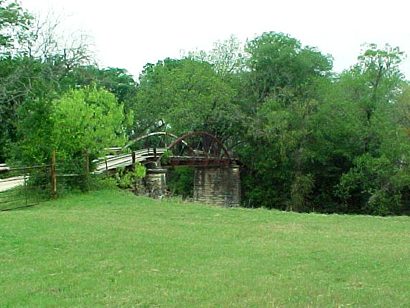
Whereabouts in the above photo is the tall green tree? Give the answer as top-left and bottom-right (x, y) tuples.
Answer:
(238, 32), (333, 210)
(245, 32), (332, 106)
(133, 58), (238, 142)
(329, 45), (409, 214)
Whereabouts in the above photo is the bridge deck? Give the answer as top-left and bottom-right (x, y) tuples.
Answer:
(94, 149), (236, 173)
(94, 148), (167, 173)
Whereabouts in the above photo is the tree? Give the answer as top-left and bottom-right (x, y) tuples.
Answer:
(0, 0), (33, 161)
(0, 0), (33, 55)
(132, 58), (238, 142)
(51, 87), (128, 160)
(305, 79), (365, 212)
(238, 32), (333, 210)
(395, 83), (410, 138)
(188, 35), (247, 78)
(245, 32), (333, 105)
(339, 44), (404, 126)
(60, 66), (137, 115)
(0, 4), (95, 162)
(330, 44), (409, 214)
(12, 87), (129, 168)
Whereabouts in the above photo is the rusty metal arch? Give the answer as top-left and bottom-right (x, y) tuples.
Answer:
(165, 131), (231, 160)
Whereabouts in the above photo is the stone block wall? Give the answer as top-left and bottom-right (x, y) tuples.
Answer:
(145, 168), (167, 198)
(193, 165), (240, 206)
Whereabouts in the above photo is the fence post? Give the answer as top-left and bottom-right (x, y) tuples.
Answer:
(132, 151), (137, 193)
(23, 172), (28, 206)
(51, 150), (57, 199)
(83, 150), (90, 192)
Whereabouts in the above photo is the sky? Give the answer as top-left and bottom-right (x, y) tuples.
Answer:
(20, 0), (410, 79)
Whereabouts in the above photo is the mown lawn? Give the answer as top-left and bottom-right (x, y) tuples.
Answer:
(1, 190), (409, 307)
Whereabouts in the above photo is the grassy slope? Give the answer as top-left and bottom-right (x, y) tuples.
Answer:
(0, 190), (409, 307)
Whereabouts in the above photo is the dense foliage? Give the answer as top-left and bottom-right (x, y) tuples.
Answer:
(1, 1), (409, 214)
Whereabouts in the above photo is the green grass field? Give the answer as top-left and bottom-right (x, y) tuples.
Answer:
(1, 190), (409, 307)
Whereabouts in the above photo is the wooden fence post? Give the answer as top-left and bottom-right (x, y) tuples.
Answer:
(132, 151), (137, 193)
(83, 150), (90, 192)
(51, 150), (57, 199)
